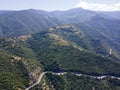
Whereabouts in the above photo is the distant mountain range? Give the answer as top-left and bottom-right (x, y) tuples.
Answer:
(0, 8), (120, 37)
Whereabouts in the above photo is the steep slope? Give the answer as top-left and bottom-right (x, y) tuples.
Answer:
(0, 37), (44, 89)
(0, 9), (60, 37)
(0, 49), (29, 90)
(46, 24), (120, 60)
(46, 73), (120, 90)
(27, 30), (120, 76)
(77, 17), (120, 60)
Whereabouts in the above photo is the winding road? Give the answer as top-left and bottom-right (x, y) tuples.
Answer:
(25, 72), (120, 90)
(25, 72), (46, 90)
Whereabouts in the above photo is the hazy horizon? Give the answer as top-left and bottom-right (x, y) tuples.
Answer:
(0, 0), (120, 11)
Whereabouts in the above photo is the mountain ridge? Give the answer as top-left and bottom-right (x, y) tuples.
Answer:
(0, 7), (120, 37)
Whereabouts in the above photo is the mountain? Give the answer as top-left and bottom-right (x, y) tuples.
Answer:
(45, 23), (120, 60)
(0, 8), (120, 90)
(27, 29), (120, 75)
(0, 9), (61, 37)
(51, 8), (97, 23)
(0, 27), (120, 90)
(77, 17), (120, 60)
(52, 7), (120, 23)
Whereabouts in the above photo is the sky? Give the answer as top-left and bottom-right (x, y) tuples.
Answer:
(0, 0), (120, 11)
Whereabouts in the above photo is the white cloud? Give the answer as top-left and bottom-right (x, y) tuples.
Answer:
(76, 1), (120, 11)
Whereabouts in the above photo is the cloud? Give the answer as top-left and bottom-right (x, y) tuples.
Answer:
(76, 0), (120, 11)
